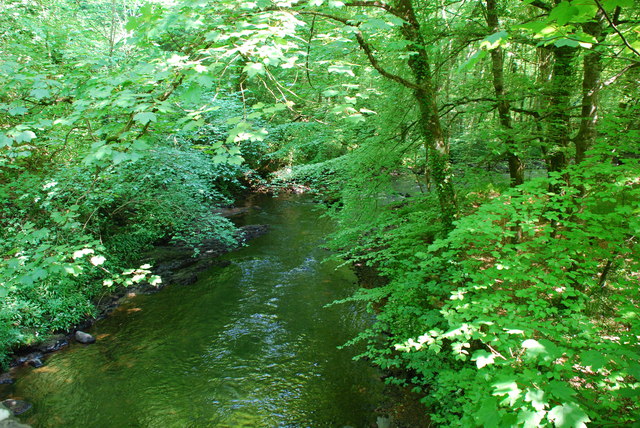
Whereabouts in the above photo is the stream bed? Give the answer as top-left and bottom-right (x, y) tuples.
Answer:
(3, 194), (385, 427)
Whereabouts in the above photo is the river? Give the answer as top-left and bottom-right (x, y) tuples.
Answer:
(5, 194), (385, 427)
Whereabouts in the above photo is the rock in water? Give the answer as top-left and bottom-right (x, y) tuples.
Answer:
(75, 331), (96, 344)
(0, 402), (32, 427)
(36, 334), (68, 353)
(1, 400), (32, 416)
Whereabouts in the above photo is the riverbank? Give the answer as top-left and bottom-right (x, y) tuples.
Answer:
(0, 205), (268, 381)
(1, 193), (392, 427)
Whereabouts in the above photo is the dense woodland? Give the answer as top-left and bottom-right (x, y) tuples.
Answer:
(1, 0), (639, 425)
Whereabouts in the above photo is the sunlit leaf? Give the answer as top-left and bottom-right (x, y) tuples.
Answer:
(243, 62), (266, 78)
(547, 403), (590, 427)
(14, 130), (36, 143)
(328, 64), (355, 76)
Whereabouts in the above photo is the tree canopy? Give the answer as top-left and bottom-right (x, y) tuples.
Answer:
(1, 0), (639, 425)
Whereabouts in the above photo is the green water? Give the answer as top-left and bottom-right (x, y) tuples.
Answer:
(7, 194), (384, 427)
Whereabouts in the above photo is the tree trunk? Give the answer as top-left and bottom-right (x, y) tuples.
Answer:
(575, 16), (604, 164)
(485, 0), (524, 186)
(545, 45), (576, 178)
(394, 0), (456, 230)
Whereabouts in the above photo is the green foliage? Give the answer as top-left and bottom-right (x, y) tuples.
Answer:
(0, 0), (266, 366)
(331, 136), (640, 425)
(0, 205), (160, 366)
(2, 0), (640, 426)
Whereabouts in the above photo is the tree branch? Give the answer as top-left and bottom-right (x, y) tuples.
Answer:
(298, 10), (350, 24)
(298, 11), (421, 90)
(594, 0), (640, 59)
(306, 14), (317, 88)
(106, 74), (184, 143)
(600, 62), (640, 88)
(353, 31), (421, 90)
(523, 0), (551, 12)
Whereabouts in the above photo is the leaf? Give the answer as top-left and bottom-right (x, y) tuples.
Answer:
(90, 255), (106, 266)
(361, 18), (392, 31)
(346, 113), (365, 123)
(480, 31), (508, 50)
(475, 396), (500, 427)
(182, 83), (202, 104)
(131, 140), (149, 151)
(73, 248), (94, 259)
(31, 268), (48, 281)
(328, 65), (355, 77)
(51, 211), (66, 224)
(516, 21), (549, 33)
(548, 381), (576, 402)
(263, 103), (288, 114)
(518, 409), (546, 428)
(243, 62), (266, 78)
(580, 350), (608, 370)
(322, 89), (340, 97)
(458, 50), (487, 72)
(549, 1), (579, 26)
(472, 350), (496, 368)
(0, 133), (13, 148)
(182, 118), (205, 132)
(522, 338), (559, 362)
(64, 265), (83, 276)
(14, 130), (36, 143)
(8, 106), (28, 116)
(492, 380), (522, 406)
(133, 112), (157, 125)
(525, 388), (547, 412)
(554, 38), (580, 48)
(547, 403), (590, 427)
(30, 88), (50, 100)
(228, 155), (244, 165)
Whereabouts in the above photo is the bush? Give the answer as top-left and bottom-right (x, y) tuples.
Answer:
(337, 142), (640, 426)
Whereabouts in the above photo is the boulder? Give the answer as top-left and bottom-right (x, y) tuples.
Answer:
(0, 402), (31, 428)
(74, 331), (96, 344)
(1, 400), (32, 416)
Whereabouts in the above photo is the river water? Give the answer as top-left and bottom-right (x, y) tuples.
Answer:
(6, 194), (384, 427)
